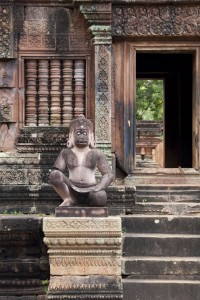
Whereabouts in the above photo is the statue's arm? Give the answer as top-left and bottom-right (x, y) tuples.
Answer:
(93, 150), (114, 192)
(52, 149), (67, 172)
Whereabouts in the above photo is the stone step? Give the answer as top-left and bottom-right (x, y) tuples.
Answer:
(125, 169), (200, 186)
(123, 279), (200, 300)
(122, 215), (200, 234)
(0, 184), (129, 215)
(123, 234), (200, 257)
(127, 176), (200, 185)
(122, 257), (200, 276)
(131, 202), (200, 215)
(136, 185), (200, 191)
(136, 186), (200, 202)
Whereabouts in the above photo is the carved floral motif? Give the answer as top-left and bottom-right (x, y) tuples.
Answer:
(0, 170), (26, 184)
(96, 45), (111, 142)
(49, 257), (120, 267)
(17, 7), (92, 52)
(44, 218), (121, 231)
(112, 5), (200, 37)
(0, 6), (11, 58)
(0, 98), (12, 121)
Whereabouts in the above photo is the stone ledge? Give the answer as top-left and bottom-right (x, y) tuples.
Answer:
(55, 207), (108, 217)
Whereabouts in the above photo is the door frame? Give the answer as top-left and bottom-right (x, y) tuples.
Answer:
(122, 42), (200, 172)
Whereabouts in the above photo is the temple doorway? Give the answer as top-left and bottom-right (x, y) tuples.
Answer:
(136, 53), (193, 168)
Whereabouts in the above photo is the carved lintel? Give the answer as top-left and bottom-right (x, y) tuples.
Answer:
(112, 5), (200, 37)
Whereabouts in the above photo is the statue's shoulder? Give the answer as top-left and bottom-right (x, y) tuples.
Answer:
(95, 149), (106, 158)
(59, 148), (71, 157)
(89, 149), (103, 157)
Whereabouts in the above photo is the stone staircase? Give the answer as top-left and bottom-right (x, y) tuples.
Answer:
(122, 181), (200, 300)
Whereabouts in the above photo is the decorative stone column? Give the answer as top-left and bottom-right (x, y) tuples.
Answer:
(80, 3), (112, 160)
(43, 216), (122, 299)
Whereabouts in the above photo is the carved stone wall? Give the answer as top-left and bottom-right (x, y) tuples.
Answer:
(0, 59), (18, 152)
(43, 217), (122, 299)
(0, 60), (17, 120)
(13, 7), (92, 54)
(112, 5), (200, 37)
(0, 6), (12, 58)
(12, 5), (92, 153)
(0, 216), (49, 298)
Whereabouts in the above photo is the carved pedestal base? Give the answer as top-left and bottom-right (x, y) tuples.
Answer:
(43, 216), (122, 299)
(47, 275), (122, 300)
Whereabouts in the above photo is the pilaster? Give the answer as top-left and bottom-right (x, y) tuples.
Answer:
(80, 3), (112, 158)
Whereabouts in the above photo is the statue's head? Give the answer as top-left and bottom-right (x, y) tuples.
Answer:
(67, 115), (95, 149)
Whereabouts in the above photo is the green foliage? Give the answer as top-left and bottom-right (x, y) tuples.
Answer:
(122, 227), (127, 233)
(136, 79), (164, 121)
(42, 279), (49, 293)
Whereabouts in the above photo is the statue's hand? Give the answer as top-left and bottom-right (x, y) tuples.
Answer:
(92, 183), (104, 192)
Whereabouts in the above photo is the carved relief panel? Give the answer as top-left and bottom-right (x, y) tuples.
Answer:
(0, 60), (18, 123)
(112, 5), (200, 37)
(0, 6), (12, 58)
(0, 89), (17, 122)
(14, 7), (92, 53)
(96, 45), (111, 142)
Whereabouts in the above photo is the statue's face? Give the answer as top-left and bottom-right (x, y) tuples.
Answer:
(74, 128), (89, 147)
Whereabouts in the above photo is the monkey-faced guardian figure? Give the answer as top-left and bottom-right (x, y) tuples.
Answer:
(50, 115), (114, 207)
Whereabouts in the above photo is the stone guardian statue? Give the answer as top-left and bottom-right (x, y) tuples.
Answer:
(50, 115), (114, 207)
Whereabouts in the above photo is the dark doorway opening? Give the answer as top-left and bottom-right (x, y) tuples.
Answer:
(136, 53), (193, 168)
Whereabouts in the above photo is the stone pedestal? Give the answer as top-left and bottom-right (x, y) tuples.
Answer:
(43, 215), (122, 299)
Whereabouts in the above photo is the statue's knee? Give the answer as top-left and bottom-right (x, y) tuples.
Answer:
(49, 170), (63, 185)
(89, 190), (107, 207)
